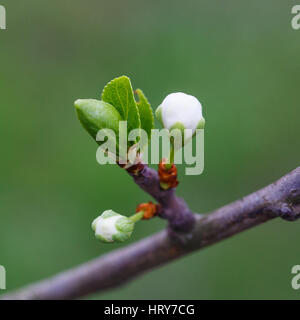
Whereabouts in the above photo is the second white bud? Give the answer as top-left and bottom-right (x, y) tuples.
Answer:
(92, 210), (134, 243)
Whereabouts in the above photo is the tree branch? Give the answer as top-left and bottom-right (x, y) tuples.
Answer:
(2, 166), (299, 300)
(126, 163), (196, 232)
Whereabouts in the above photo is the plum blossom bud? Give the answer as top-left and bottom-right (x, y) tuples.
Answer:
(155, 92), (205, 142)
(91, 210), (134, 243)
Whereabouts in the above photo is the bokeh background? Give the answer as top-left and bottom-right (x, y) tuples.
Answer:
(0, 0), (299, 299)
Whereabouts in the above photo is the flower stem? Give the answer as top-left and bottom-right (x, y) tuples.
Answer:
(129, 211), (144, 223)
(165, 142), (175, 170)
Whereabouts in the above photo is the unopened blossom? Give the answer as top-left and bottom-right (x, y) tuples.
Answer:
(155, 92), (205, 142)
(91, 210), (134, 243)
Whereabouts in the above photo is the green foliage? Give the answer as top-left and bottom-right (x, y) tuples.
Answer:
(74, 99), (121, 147)
(135, 89), (154, 139)
(155, 104), (163, 126)
(75, 76), (154, 154)
(102, 76), (141, 144)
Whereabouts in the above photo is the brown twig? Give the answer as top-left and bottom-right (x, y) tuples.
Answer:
(1, 166), (299, 300)
(127, 163), (195, 232)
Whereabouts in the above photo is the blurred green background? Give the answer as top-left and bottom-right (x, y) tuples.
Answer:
(0, 0), (299, 299)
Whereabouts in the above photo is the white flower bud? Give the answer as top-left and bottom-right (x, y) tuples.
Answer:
(91, 210), (134, 243)
(155, 92), (205, 142)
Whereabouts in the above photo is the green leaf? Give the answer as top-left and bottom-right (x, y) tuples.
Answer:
(74, 99), (121, 143)
(155, 104), (163, 126)
(101, 76), (141, 141)
(135, 89), (154, 139)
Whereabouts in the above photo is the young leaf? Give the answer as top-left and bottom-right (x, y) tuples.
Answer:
(135, 89), (154, 139)
(74, 99), (121, 143)
(101, 76), (141, 139)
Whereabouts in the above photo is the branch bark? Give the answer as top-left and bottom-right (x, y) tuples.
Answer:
(127, 163), (196, 232)
(2, 166), (299, 300)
